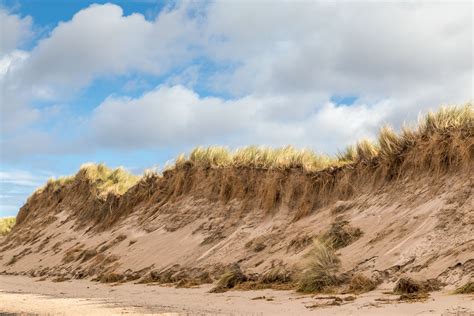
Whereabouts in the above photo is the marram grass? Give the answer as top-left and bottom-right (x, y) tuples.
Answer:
(179, 145), (338, 172)
(79, 163), (140, 195)
(0, 217), (16, 236)
(37, 163), (139, 196)
(29, 103), (474, 196)
(171, 103), (472, 170)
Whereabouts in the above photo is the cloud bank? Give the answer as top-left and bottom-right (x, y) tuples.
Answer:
(1, 1), (472, 161)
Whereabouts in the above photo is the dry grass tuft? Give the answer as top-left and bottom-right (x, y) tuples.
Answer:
(259, 266), (292, 284)
(378, 126), (403, 160)
(419, 104), (473, 136)
(323, 219), (363, 249)
(79, 163), (140, 195)
(348, 274), (378, 293)
(35, 176), (75, 194)
(393, 277), (422, 294)
(393, 277), (443, 294)
(99, 272), (124, 283)
(0, 217), (16, 236)
(210, 264), (247, 293)
(297, 240), (341, 293)
(355, 139), (379, 162)
(171, 104), (472, 171)
(33, 164), (139, 197)
(454, 282), (474, 294)
(175, 145), (337, 172)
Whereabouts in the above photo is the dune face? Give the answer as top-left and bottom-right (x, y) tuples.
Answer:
(0, 106), (472, 293)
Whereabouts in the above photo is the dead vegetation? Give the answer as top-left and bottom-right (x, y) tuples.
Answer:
(172, 104), (473, 172)
(454, 282), (474, 294)
(323, 219), (363, 249)
(297, 241), (342, 293)
(287, 234), (313, 253)
(98, 272), (124, 283)
(0, 217), (16, 236)
(13, 104), (473, 231)
(347, 274), (379, 293)
(62, 244), (84, 264)
(393, 277), (443, 294)
(210, 264), (248, 293)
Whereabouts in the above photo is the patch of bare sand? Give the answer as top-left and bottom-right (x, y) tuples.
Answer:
(0, 275), (472, 316)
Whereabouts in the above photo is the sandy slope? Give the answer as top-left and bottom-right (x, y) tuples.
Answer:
(0, 120), (472, 314)
(0, 171), (472, 290)
(0, 275), (472, 316)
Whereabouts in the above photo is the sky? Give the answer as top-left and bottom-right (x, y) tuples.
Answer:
(0, 0), (472, 217)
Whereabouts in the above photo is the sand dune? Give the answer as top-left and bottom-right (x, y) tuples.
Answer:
(0, 105), (472, 314)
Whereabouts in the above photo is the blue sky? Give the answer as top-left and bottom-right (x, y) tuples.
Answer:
(0, 1), (472, 217)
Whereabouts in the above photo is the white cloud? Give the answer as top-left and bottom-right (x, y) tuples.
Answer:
(89, 85), (254, 148)
(16, 3), (201, 92)
(204, 1), (472, 99)
(88, 84), (397, 153)
(0, 1), (472, 160)
(1, 2), (201, 134)
(0, 8), (32, 55)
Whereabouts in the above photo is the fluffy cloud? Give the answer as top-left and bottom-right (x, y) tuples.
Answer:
(1, 1), (472, 161)
(20, 3), (201, 89)
(205, 1), (472, 99)
(0, 8), (32, 55)
(1, 3), (201, 134)
(88, 84), (395, 153)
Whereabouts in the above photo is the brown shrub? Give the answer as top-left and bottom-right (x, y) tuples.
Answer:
(210, 264), (247, 293)
(348, 274), (378, 293)
(99, 272), (124, 283)
(324, 219), (363, 249)
(260, 266), (292, 284)
(394, 277), (443, 294)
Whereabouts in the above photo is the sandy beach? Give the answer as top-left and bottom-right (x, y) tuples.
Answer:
(0, 275), (472, 315)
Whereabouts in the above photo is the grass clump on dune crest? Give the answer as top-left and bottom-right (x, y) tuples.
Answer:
(27, 104), (474, 200)
(79, 163), (140, 195)
(34, 175), (75, 194)
(419, 104), (473, 136)
(172, 104), (472, 171)
(337, 103), (473, 164)
(174, 145), (338, 172)
(0, 217), (16, 236)
(35, 164), (140, 196)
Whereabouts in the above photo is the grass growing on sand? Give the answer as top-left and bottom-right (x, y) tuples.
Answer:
(37, 164), (139, 196)
(454, 282), (474, 294)
(348, 274), (378, 293)
(0, 217), (16, 236)
(171, 103), (473, 171)
(79, 163), (140, 195)
(323, 219), (363, 249)
(297, 240), (341, 293)
(27, 104), (474, 198)
(210, 265), (247, 293)
(175, 145), (337, 172)
(23, 103), (474, 209)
